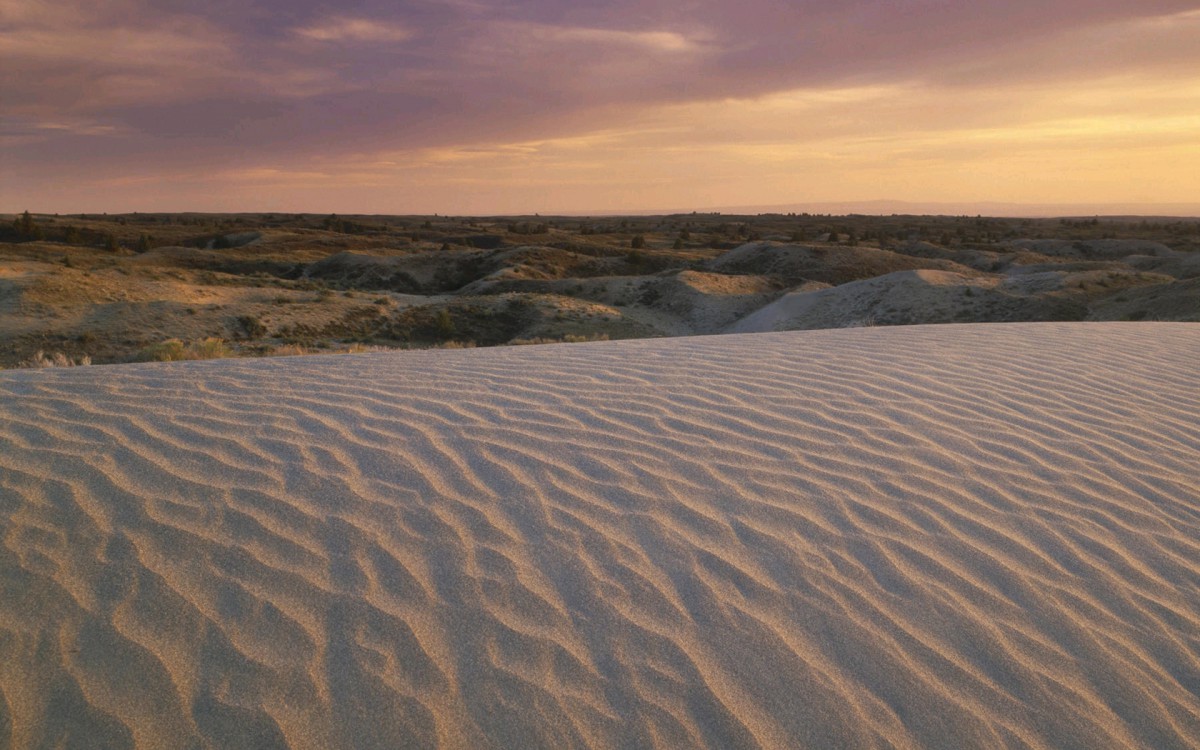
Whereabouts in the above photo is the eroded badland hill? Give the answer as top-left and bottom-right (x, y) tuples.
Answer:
(2, 211), (1197, 367)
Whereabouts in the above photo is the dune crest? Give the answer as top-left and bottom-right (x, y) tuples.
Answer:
(1, 323), (1198, 749)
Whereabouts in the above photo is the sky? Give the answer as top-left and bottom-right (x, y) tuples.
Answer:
(3, 0), (1200, 215)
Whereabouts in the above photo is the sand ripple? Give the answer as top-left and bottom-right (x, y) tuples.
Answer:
(1, 322), (1198, 748)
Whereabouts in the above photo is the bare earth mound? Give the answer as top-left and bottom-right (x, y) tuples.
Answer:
(1, 323), (1198, 749)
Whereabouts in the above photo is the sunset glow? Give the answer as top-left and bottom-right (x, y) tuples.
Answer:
(3, 1), (1199, 214)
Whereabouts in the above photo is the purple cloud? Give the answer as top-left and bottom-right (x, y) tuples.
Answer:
(3, 0), (1198, 211)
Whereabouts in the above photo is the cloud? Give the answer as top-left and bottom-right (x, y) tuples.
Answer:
(0, 4), (239, 117)
(157, 61), (1199, 212)
(4, 1), (1200, 212)
(292, 17), (415, 43)
(1, 117), (122, 137)
(507, 24), (704, 53)
(1, 117), (122, 148)
(927, 6), (1200, 88)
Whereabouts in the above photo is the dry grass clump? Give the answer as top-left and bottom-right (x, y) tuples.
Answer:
(264, 342), (391, 358)
(136, 338), (232, 362)
(18, 351), (92, 368)
(510, 333), (611, 346)
(267, 344), (312, 357)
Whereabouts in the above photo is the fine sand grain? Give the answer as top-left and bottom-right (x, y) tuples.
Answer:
(1, 322), (1198, 749)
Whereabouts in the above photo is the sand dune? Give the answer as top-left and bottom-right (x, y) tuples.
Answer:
(1, 322), (1198, 749)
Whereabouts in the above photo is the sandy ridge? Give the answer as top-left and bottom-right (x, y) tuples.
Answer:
(0, 322), (1198, 749)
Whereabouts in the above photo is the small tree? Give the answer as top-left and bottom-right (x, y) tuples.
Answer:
(104, 233), (121, 252)
(630, 234), (646, 249)
(12, 210), (43, 240)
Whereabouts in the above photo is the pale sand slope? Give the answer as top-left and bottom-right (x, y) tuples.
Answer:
(1, 323), (1199, 749)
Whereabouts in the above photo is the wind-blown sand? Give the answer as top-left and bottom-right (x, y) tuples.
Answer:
(1, 322), (1198, 749)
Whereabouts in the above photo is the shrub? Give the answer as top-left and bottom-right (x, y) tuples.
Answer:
(435, 308), (455, 337)
(138, 339), (188, 361)
(237, 315), (267, 338)
(189, 338), (232, 359)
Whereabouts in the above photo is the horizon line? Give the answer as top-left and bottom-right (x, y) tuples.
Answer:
(8, 200), (1200, 221)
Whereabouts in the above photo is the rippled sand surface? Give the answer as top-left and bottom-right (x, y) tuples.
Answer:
(1, 323), (1198, 749)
